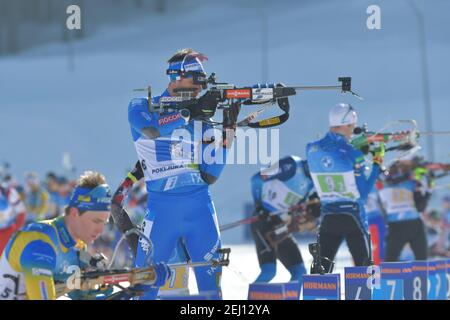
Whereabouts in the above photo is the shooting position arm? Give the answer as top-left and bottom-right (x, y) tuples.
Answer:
(110, 161), (144, 255)
(128, 98), (187, 139)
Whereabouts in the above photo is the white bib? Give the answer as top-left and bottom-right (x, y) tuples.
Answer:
(134, 137), (201, 182)
(261, 179), (305, 211)
(311, 171), (360, 202)
(378, 188), (416, 216)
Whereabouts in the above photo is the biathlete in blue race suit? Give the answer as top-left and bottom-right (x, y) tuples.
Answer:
(306, 103), (383, 271)
(378, 160), (432, 261)
(128, 48), (238, 299)
(250, 155), (320, 285)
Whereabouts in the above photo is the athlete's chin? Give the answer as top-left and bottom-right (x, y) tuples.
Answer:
(83, 235), (99, 243)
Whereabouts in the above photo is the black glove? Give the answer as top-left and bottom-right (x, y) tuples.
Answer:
(253, 204), (270, 222)
(306, 201), (321, 218)
(223, 102), (241, 129)
(305, 193), (321, 217)
(152, 262), (171, 287)
(189, 91), (221, 120)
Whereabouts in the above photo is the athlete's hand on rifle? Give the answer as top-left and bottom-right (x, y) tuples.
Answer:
(126, 262), (171, 297)
(288, 210), (317, 233)
(222, 102), (241, 148)
(189, 90), (221, 120)
(265, 223), (290, 248)
(89, 253), (108, 271)
(414, 166), (436, 190)
(78, 250), (109, 272)
(288, 198), (320, 233)
(223, 103), (241, 129)
(372, 142), (385, 166)
(306, 198), (321, 218)
(151, 262), (171, 287)
(414, 166), (428, 181)
(254, 204), (271, 222)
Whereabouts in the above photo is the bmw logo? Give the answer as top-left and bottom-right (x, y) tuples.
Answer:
(321, 156), (334, 169)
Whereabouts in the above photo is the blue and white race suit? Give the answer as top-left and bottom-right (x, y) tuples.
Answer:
(128, 90), (226, 299)
(306, 131), (380, 231)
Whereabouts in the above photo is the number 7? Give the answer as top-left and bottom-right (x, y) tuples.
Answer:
(169, 268), (176, 288)
(386, 280), (396, 300)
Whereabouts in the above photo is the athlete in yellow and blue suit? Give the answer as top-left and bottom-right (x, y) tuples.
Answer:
(0, 217), (84, 299)
(0, 183), (112, 300)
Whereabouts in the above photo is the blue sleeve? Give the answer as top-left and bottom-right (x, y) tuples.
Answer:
(300, 159), (315, 198)
(306, 183), (316, 200)
(350, 143), (381, 200)
(410, 179), (419, 191)
(20, 240), (57, 272)
(19, 240), (57, 300)
(355, 164), (380, 200)
(198, 123), (228, 184)
(128, 98), (186, 138)
(199, 143), (227, 183)
(251, 174), (263, 205)
(305, 143), (316, 173)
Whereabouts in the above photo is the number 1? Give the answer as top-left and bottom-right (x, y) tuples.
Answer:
(355, 287), (362, 300)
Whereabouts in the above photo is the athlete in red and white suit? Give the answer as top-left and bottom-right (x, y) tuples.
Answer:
(0, 185), (26, 256)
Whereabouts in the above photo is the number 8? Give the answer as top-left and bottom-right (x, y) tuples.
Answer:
(413, 277), (422, 300)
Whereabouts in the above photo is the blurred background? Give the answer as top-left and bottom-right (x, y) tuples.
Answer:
(1, 0), (449, 245)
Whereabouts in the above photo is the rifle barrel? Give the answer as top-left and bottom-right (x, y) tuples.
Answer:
(219, 216), (259, 231)
(292, 85), (342, 91)
(420, 131), (450, 135)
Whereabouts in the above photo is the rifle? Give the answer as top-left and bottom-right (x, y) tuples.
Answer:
(351, 120), (450, 168)
(422, 162), (450, 179)
(135, 75), (361, 129)
(384, 155), (450, 181)
(351, 120), (420, 155)
(55, 248), (230, 299)
(264, 216), (318, 250)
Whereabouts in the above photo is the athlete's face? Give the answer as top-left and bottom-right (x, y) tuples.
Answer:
(332, 123), (356, 140)
(168, 77), (203, 98)
(26, 180), (40, 192)
(46, 178), (59, 192)
(75, 210), (110, 244)
(343, 123), (356, 139)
